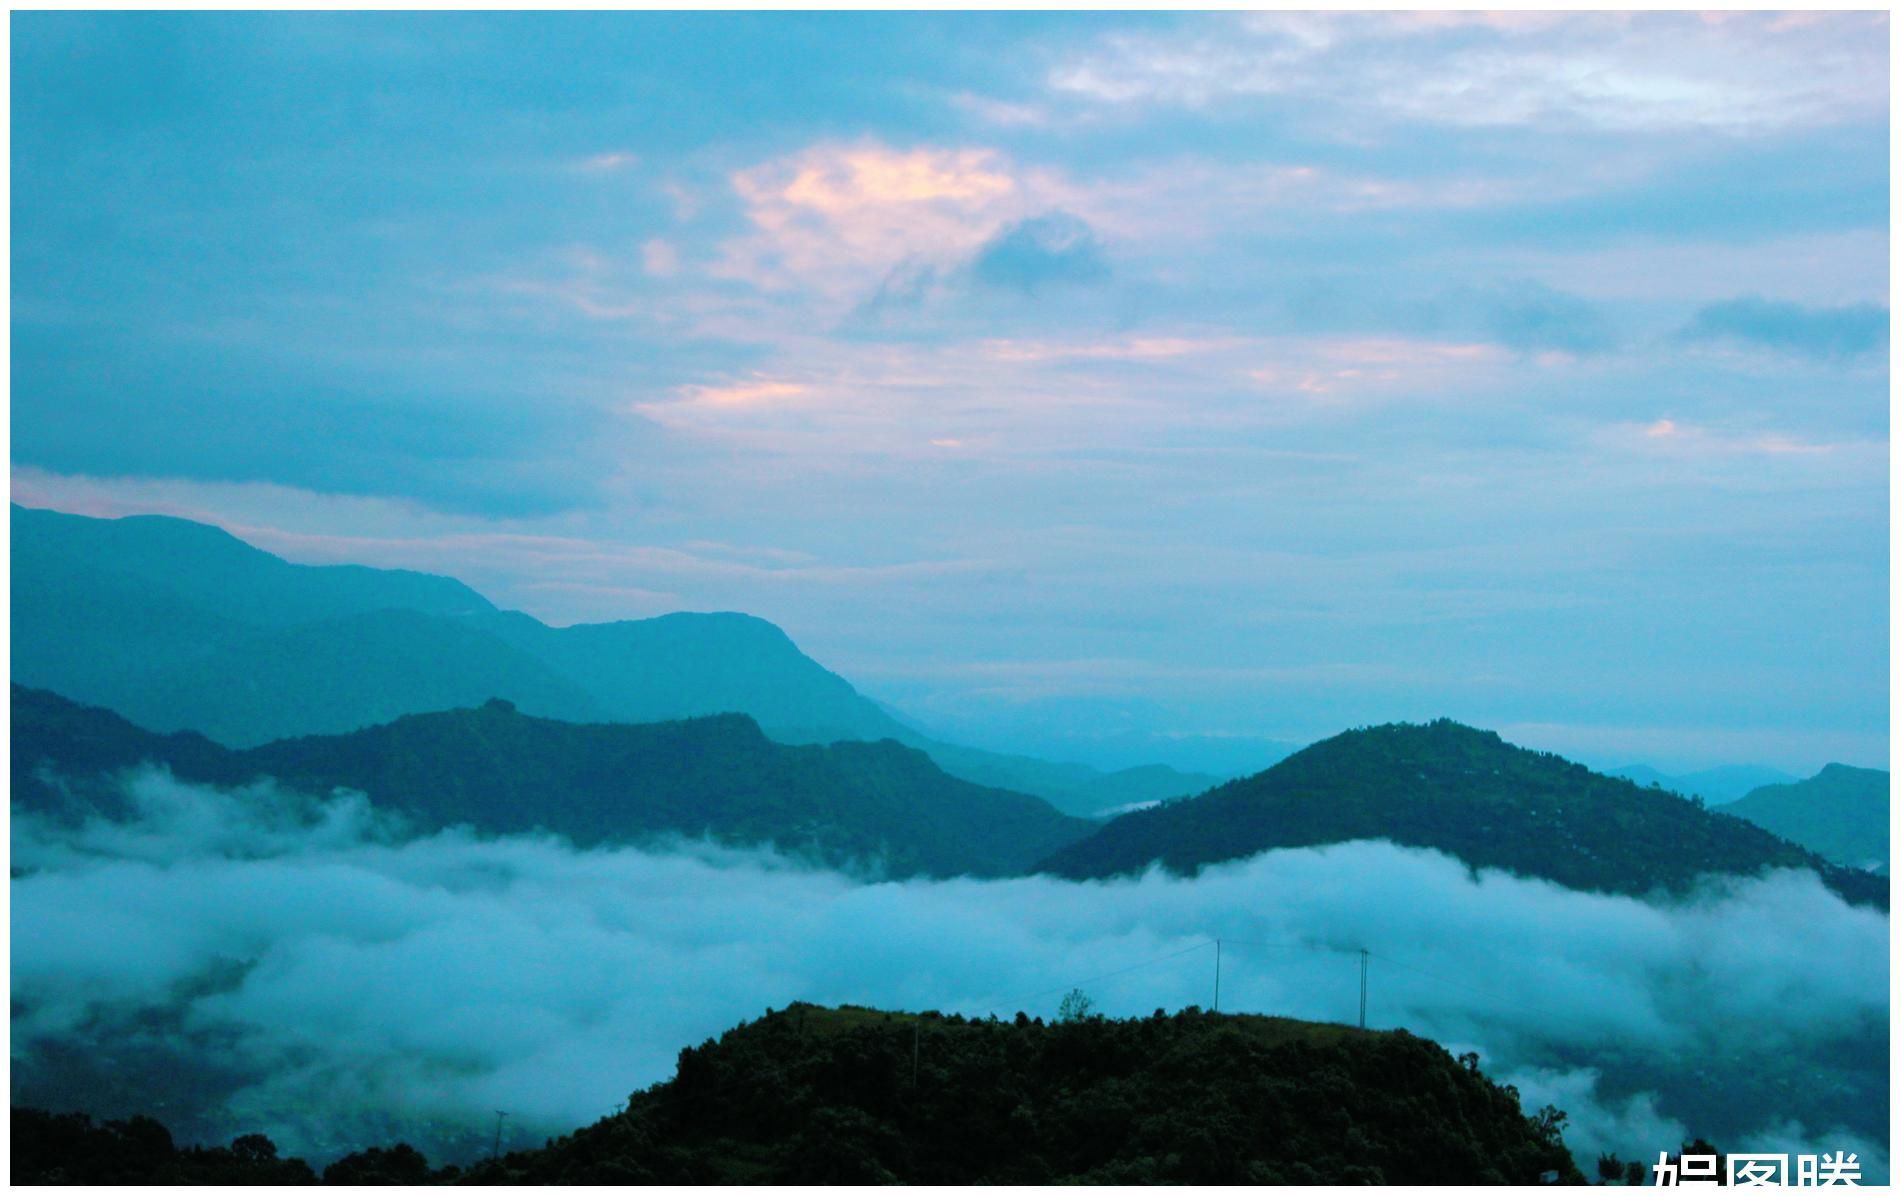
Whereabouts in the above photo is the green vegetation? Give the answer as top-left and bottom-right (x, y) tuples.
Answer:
(1719, 763), (1889, 872)
(467, 1003), (1583, 1184)
(12, 686), (1091, 879)
(11, 1108), (320, 1185)
(13, 1004), (1584, 1184)
(1041, 719), (1888, 909)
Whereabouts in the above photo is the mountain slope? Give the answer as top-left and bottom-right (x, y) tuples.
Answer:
(13, 503), (493, 628)
(465, 1003), (1583, 1184)
(106, 609), (610, 745)
(473, 608), (913, 743)
(1040, 719), (1887, 909)
(905, 738), (1223, 817)
(1718, 764), (1889, 873)
(11, 686), (1091, 879)
(11, 504), (1210, 808)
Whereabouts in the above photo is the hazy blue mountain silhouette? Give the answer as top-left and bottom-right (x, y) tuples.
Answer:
(11, 504), (1210, 811)
(1040, 719), (1887, 909)
(1718, 764), (1889, 873)
(1606, 763), (1797, 806)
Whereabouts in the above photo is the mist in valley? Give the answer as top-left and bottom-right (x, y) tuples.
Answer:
(12, 768), (1887, 1177)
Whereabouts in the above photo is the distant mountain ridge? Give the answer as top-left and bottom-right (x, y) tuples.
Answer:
(1040, 719), (1887, 909)
(1718, 764), (1889, 873)
(12, 685), (1093, 879)
(10, 504), (1212, 813)
(1607, 763), (1796, 806)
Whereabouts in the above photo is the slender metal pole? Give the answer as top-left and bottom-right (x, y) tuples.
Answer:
(491, 1110), (508, 1161)
(1214, 938), (1222, 1013)
(1358, 949), (1368, 1029)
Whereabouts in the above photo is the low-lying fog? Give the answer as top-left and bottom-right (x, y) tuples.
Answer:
(12, 768), (1889, 1177)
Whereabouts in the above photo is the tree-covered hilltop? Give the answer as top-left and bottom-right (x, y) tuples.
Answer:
(1040, 719), (1888, 909)
(11, 685), (1092, 879)
(9, 1005), (1585, 1184)
(1718, 763), (1890, 873)
(464, 1003), (1582, 1185)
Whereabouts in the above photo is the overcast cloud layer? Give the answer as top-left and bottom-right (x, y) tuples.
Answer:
(9, 12), (1890, 774)
(11, 771), (1889, 1176)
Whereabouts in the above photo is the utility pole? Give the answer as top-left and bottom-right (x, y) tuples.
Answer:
(491, 1110), (509, 1162)
(1358, 949), (1369, 1029)
(912, 1021), (920, 1087)
(1213, 938), (1222, 1013)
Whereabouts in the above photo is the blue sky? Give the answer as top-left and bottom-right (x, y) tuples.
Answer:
(11, 11), (1890, 773)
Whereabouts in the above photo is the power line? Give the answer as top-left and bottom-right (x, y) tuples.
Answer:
(884, 932), (1564, 1040)
(1359, 948), (1368, 1030)
(1367, 949), (1573, 1025)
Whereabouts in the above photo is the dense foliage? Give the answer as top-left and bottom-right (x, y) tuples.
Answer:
(12, 685), (1091, 878)
(465, 1003), (1584, 1185)
(11, 1108), (319, 1185)
(1720, 763), (1889, 872)
(1041, 719), (1888, 909)
(10, 1005), (1587, 1185)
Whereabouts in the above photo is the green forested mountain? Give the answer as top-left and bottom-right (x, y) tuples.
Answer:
(11, 504), (1211, 810)
(465, 1003), (1583, 1184)
(1718, 764), (1890, 872)
(12, 1005), (1582, 1184)
(1040, 720), (1888, 909)
(11, 686), (1091, 878)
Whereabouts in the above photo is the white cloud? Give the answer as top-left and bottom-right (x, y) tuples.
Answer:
(12, 775), (1888, 1174)
(640, 238), (680, 278)
(1043, 12), (1888, 135)
(574, 150), (639, 174)
(711, 140), (1054, 303)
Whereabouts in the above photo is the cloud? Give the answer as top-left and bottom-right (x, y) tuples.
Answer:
(970, 212), (1111, 294)
(9, 325), (629, 519)
(1475, 280), (1615, 355)
(1609, 416), (1843, 459)
(674, 377), (810, 407)
(948, 91), (1059, 129)
(715, 141), (1032, 300)
(574, 150), (638, 174)
(1042, 12), (1888, 135)
(640, 238), (679, 278)
(12, 772), (1888, 1178)
(1680, 298), (1890, 361)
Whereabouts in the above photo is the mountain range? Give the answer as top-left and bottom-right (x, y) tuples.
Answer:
(16, 685), (1884, 910)
(12, 685), (1091, 880)
(1038, 719), (1887, 909)
(11, 504), (1212, 816)
(1716, 764), (1889, 873)
(13, 503), (1886, 907)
